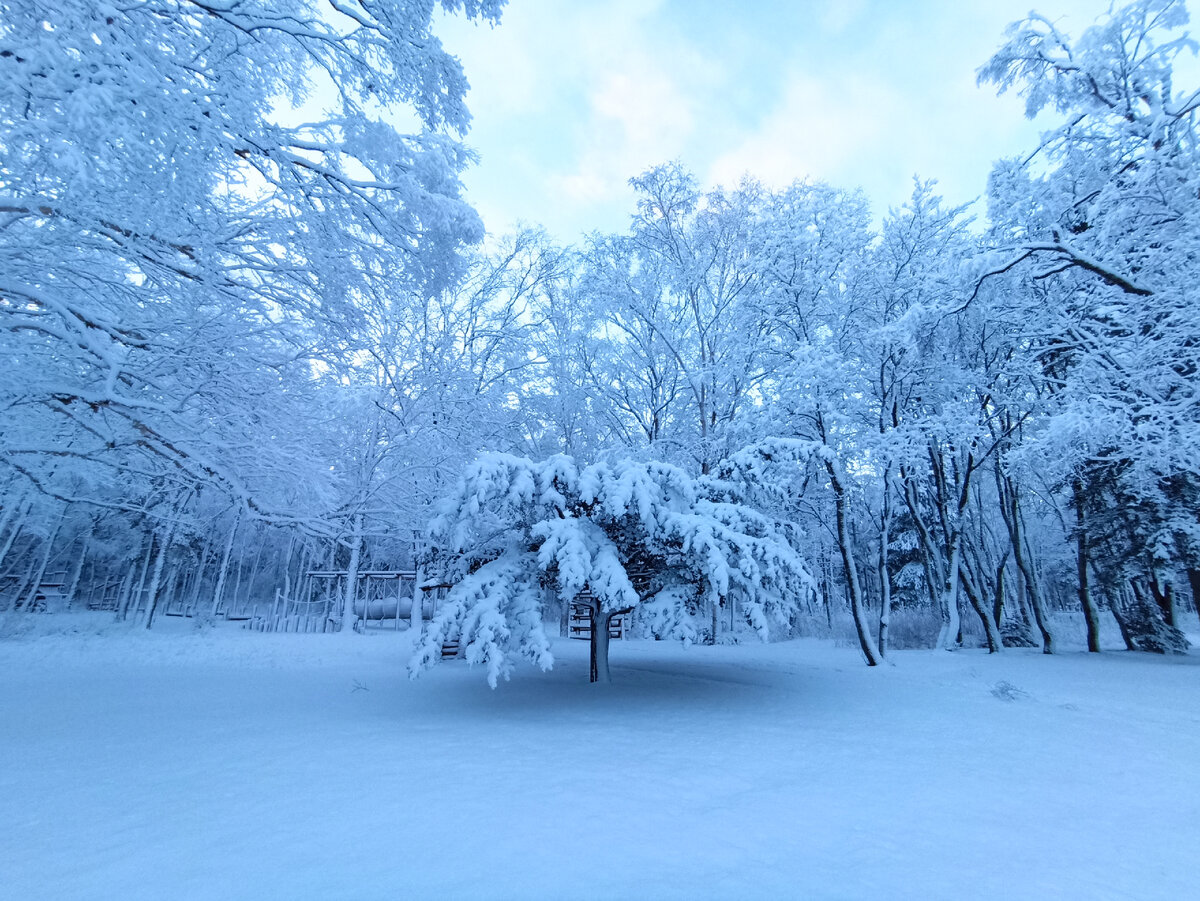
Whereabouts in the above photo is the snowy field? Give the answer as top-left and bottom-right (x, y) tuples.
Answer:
(2, 618), (1198, 901)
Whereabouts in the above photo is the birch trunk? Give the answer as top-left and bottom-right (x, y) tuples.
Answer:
(210, 510), (240, 617)
(937, 538), (963, 651)
(188, 539), (213, 614)
(64, 533), (89, 610)
(876, 480), (892, 657)
(339, 515), (363, 632)
(142, 515), (180, 629)
(121, 537), (154, 622)
(238, 536), (266, 616)
(113, 572), (131, 620)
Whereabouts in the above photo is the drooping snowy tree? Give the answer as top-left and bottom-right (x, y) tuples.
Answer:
(411, 453), (813, 685)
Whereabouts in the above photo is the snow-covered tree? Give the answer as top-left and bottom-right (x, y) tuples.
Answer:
(0, 0), (507, 624)
(979, 0), (1200, 651)
(0, 0), (500, 522)
(577, 165), (769, 472)
(411, 453), (813, 685)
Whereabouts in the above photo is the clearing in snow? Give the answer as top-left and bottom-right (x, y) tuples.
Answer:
(2, 619), (1197, 900)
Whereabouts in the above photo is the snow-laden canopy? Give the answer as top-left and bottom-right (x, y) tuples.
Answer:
(412, 453), (813, 685)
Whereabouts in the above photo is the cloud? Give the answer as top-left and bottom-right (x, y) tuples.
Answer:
(549, 59), (700, 208)
(821, 0), (868, 34)
(437, 0), (710, 235)
(438, 0), (1159, 240)
(707, 72), (900, 194)
(703, 0), (1117, 217)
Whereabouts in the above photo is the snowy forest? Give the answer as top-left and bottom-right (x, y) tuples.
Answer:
(3, 2), (1200, 898)
(2, 0), (1199, 677)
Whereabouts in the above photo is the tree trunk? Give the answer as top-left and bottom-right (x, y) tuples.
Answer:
(7, 554), (38, 614)
(121, 537), (154, 622)
(937, 537), (963, 651)
(959, 565), (1003, 653)
(589, 605), (613, 684)
(876, 481), (892, 658)
(339, 515), (364, 632)
(1110, 584), (1137, 651)
(0, 491), (23, 552)
(19, 512), (64, 612)
(279, 535), (296, 615)
(112, 572), (131, 619)
(1149, 576), (1176, 630)
(1073, 480), (1102, 653)
(1116, 579), (1189, 653)
(992, 558), (1005, 630)
(0, 494), (31, 575)
(152, 564), (180, 625)
(1188, 569), (1200, 629)
(143, 516), (180, 629)
(900, 470), (949, 651)
(1001, 476), (1054, 653)
(210, 510), (240, 617)
(822, 555), (833, 632)
(188, 538), (213, 614)
(827, 462), (883, 666)
(236, 530), (265, 615)
(410, 565), (424, 636)
(64, 533), (89, 610)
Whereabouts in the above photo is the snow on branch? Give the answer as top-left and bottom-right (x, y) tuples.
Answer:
(412, 453), (814, 685)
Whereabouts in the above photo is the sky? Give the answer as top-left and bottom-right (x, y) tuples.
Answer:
(432, 0), (1124, 240)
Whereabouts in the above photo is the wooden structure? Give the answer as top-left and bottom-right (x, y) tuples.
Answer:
(149, 569), (443, 633)
(30, 581), (66, 611)
(0, 569), (71, 613)
(568, 595), (630, 641)
(247, 569), (443, 633)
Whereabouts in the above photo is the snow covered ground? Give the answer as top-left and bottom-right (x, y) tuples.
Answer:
(2, 617), (1198, 900)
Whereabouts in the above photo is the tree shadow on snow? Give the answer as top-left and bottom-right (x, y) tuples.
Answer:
(406, 652), (796, 726)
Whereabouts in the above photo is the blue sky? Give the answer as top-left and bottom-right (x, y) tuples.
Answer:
(433, 0), (1120, 240)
